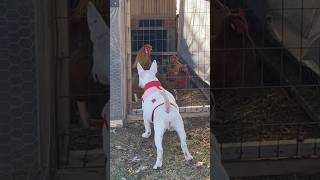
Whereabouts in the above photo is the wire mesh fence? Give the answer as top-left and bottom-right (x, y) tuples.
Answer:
(54, 0), (108, 169)
(212, 0), (320, 162)
(128, 0), (210, 114)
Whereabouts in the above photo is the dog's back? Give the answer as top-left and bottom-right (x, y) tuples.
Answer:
(137, 61), (193, 169)
(143, 90), (178, 120)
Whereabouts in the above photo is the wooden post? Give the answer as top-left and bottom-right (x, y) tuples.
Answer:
(126, 0), (132, 115)
(177, 0), (184, 54)
(122, 0), (130, 122)
(34, 0), (57, 176)
(56, 0), (70, 165)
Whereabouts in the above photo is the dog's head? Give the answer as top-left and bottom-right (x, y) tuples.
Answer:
(137, 60), (159, 88)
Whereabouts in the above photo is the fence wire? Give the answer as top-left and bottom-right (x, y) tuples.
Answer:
(55, 0), (108, 169)
(212, 0), (320, 161)
(129, 1), (210, 113)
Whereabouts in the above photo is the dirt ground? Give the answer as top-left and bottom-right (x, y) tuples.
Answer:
(213, 88), (320, 142)
(110, 118), (210, 180)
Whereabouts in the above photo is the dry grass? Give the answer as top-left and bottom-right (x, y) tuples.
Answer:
(110, 118), (210, 179)
(213, 88), (320, 142)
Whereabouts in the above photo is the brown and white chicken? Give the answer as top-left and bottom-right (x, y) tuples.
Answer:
(132, 44), (153, 96)
(166, 55), (189, 89)
(132, 44), (153, 70)
(213, 8), (257, 88)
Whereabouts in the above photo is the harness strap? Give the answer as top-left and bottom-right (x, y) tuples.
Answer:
(144, 81), (162, 91)
(151, 102), (177, 122)
(142, 81), (163, 102)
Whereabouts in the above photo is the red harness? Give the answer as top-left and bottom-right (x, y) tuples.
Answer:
(143, 81), (177, 122)
(142, 81), (162, 103)
(144, 81), (162, 91)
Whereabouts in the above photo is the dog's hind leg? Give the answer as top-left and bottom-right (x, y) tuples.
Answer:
(175, 116), (193, 161)
(142, 115), (151, 138)
(153, 124), (165, 169)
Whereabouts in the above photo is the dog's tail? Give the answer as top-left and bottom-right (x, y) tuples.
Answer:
(159, 89), (170, 113)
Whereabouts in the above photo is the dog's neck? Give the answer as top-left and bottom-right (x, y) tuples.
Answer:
(144, 81), (162, 91)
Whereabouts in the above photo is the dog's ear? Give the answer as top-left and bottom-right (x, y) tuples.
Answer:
(137, 62), (144, 75)
(150, 60), (157, 74)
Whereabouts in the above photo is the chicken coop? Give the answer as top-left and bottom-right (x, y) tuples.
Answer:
(1, 0), (110, 179)
(109, 0), (210, 123)
(212, 0), (320, 178)
(51, 0), (109, 178)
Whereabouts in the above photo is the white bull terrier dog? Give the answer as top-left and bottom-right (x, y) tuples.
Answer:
(137, 60), (193, 169)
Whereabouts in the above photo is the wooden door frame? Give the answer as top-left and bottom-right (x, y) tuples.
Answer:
(33, 0), (57, 178)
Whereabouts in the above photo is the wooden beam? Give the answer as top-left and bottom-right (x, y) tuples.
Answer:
(224, 158), (320, 177)
(126, 0), (133, 117)
(56, 168), (105, 180)
(67, 149), (105, 168)
(130, 105), (210, 115)
(34, 0), (56, 176)
(130, 0), (176, 19)
(56, 0), (70, 165)
(110, 120), (124, 128)
(127, 111), (209, 121)
(220, 138), (320, 161)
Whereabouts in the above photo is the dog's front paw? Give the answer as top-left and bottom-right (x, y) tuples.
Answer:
(185, 154), (193, 161)
(153, 159), (163, 169)
(142, 132), (151, 138)
(153, 163), (162, 169)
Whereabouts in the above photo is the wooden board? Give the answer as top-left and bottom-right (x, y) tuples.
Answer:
(110, 120), (124, 128)
(67, 149), (105, 168)
(126, 0), (133, 116)
(220, 138), (320, 161)
(130, 0), (176, 19)
(34, 0), (56, 173)
(127, 111), (210, 121)
(56, 168), (105, 180)
(56, 0), (71, 165)
(224, 158), (320, 177)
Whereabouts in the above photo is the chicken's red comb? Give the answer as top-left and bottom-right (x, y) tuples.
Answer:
(144, 44), (152, 48)
(170, 54), (178, 59)
(143, 44), (152, 54)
